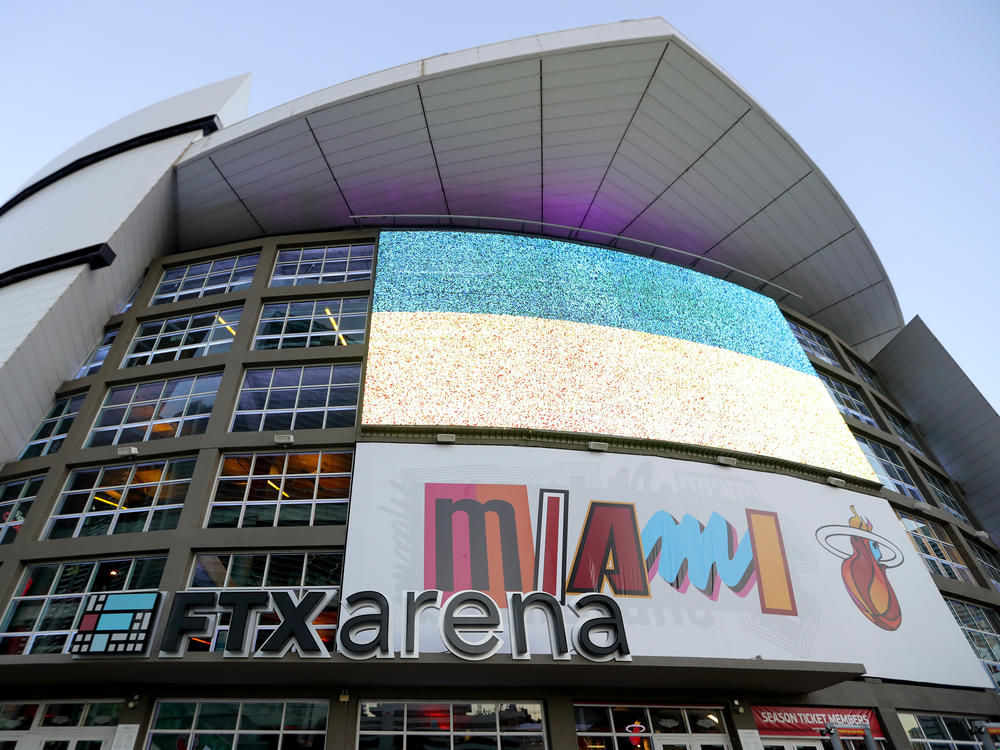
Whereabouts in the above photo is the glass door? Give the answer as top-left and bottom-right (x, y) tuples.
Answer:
(655, 738), (730, 750)
(762, 740), (824, 750)
(655, 739), (695, 750)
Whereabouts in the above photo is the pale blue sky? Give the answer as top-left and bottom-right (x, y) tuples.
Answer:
(2, 0), (998, 410)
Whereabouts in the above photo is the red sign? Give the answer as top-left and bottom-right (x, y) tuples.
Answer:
(753, 706), (884, 739)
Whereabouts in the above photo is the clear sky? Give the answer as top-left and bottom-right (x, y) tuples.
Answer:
(1, 0), (998, 410)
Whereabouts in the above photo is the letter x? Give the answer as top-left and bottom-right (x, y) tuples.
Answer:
(260, 591), (328, 655)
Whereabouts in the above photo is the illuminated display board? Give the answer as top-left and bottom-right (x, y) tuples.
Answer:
(363, 230), (875, 479)
(340, 442), (990, 688)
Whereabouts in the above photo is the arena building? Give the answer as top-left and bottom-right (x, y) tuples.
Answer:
(0, 17), (999, 750)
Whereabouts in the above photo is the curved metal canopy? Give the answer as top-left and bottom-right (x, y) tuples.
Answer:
(174, 18), (902, 357)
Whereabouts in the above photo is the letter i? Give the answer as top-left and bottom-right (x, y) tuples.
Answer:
(534, 490), (569, 602)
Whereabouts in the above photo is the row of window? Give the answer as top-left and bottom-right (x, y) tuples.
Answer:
(0, 550), (343, 655)
(0, 702), (989, 750)
(77, 295), (369, 381)
(2, 447), (355, 544)
(20, 364), (362, 462)
(147, 243), (373, 306)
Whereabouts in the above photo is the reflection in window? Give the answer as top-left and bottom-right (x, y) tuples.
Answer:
(0, 475), (44, 545)
(923, 471), (971, 524)
(20, 394), (86, 459)
(208, 450), (352, 528)
(86, 372), (220, 447)
(254, 297), (368, 350)
(944, 598), (1000, 689)
(270, 243), (374, 287)
(0, 556), (165, 655)
(574, 704), (726, 750)
(151, 253), (258, 305)
(898, 712), (984, 750)
(817, 372), (877, 427)
(897, 512), (975, 584)
(46, 457), (196, 539)
(786, 320), (840, 367)
(147, 700), (327, 749)
(0, 702), (121, 733)
(75, 329), (118, 378)
(851, 356), (887, 396)
(187, 551), (343, 653)
(854, 435), (923, 500)
(884, 409), (924, 455)
(359, 701), (545, 749)
(971, 544), (1000, 593)
(231, 365), (361, 432)
(123, 307), (242, 367)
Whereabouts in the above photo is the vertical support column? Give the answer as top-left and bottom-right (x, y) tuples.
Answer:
(545, 696), (578, 750)
(825, 726), (844, 750)
(327, 690), (356, 750)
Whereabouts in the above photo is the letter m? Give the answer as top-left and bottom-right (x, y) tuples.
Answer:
(424, 484), (535, 607)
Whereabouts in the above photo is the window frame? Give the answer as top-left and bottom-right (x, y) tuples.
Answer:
(150, 252), (260, 306)
(123, 306), (243, 368)
(45, 456), (197, 540)
(0, 556), (166, 655)
(85, 372), (222, 448)
(230, 364), (362, 433)
(207, 449), (353, 529)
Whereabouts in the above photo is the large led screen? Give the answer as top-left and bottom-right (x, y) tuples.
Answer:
(363, 230), (875, 480)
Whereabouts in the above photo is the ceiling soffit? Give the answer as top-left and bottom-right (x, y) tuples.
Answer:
(174, 32), (902, 354)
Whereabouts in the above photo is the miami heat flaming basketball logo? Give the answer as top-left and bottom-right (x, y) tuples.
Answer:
(816, 506), (904, 630)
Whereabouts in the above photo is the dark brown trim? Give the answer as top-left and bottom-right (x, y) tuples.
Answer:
(0, 243), (115, 289)
(0, 115), (221, 219)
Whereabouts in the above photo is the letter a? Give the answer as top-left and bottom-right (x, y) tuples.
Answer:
(566, 502), (649, 596)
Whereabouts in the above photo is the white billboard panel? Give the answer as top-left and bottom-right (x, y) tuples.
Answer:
(342, 442), (990, 687)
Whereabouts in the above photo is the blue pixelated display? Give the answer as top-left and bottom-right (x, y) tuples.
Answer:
(374, 231), (814, 374)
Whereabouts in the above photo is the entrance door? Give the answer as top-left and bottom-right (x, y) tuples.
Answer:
(762, 740), (824, 750)
(655, 737), (731, 750)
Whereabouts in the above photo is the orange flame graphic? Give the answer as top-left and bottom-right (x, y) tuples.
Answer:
(841, 506), (901, 630)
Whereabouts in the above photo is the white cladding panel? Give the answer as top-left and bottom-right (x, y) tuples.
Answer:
(18, 74), (251, 193)
(344, 442), (990, 688)
(0, 133), (196, 276)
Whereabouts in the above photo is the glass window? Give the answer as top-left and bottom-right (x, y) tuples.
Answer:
(854, 434), (924, 500)
(253, 297), (369, 350)
(971, 544), (1000, 592)
(573, 705), (727, 750)
(786, 319), (840, 367)
(151, 252), (259, 305)
(817, 372), (877, 426)
(123, 307), (242, 367)
(0, 556), (165, 655)
(208, 450), (352, 529)
(883, 409), (924, 455)
(231, 365), (361, 432)
(75, 329), (118, 378)
(899, 712), (986, 750)
(46, 457), (196, 539)
(20, 394), (86, 459)
(947, 598), (1000, 688)
(923, 470), (971, 524)
(186, 551), (343, 652)
(270, 243), (374, 287)
(850, 356), (887, 396)
(0, 475), (44, 545)
(359, 701), (545, 749)
(897, 512), (976, 584)
(86, 372), (220, 447)
(147, 700), (327, 749)
(0, 702), (121, 733)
